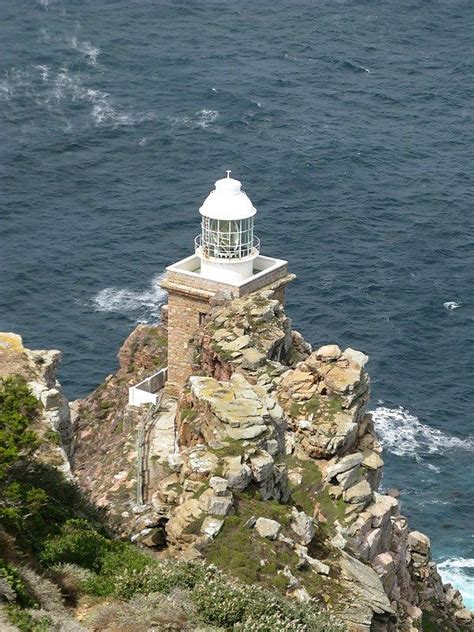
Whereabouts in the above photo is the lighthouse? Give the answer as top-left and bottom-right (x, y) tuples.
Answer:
(161, 172), (295, 395)
(196, 171), (259, 284)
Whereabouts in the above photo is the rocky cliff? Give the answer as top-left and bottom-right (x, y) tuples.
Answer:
(70, 292), (472, 632)
(0, 332), (72, 475)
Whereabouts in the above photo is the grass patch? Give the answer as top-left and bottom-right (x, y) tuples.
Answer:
(205, 512), (298, 590)
(286, 455), (322, 515)
(180, 406), (198, 422)
(184, 515), (205, 535)
(44, 428), (61, 446)
(289, 395), (343, 422)
(209, 438), (254, 459)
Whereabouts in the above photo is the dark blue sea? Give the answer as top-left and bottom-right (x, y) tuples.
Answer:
(1, 0), (473, 606)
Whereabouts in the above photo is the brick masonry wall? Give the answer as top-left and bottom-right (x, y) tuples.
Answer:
(166, 291), (210, 395)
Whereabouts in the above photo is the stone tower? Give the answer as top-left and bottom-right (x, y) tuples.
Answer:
(160, 172), (294, 395)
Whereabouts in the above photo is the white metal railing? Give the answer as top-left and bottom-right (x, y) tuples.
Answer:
(195, 234), (260, 260)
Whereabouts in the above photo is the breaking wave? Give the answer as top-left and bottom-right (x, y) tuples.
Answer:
(92, 274), (166, 323)
(438, 558), (474, 609)
(371, 406), (474, 459)
(444, 301), (462, 311)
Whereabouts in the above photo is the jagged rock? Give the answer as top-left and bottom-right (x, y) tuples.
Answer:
(369, 494), (399, 528)
(340, 552), (395, 622)
(250, 450), (274, 482)
(331, 532), (347, 550)
(337, 466), (362, 491)
(265, 438), (280, 456)
(209, 476), (229, 496)
(207, 494), (233, 517)
(362, 450), (384, 470)
(327, 452), (364, 480)
(281, 566), (300, 589)
(255, 517), (281, 540)
(454, 608), (472, 623)
(201, 516), (224, 538)
(293, 586), (311, 602)
(373, 552), (397, 595)
(315, 344), (342, 361)
(323, 364), (363, 397)
(188, 450), (219, 474)
(241, 347), (266, 370)
(341, 348), (369, 367)
(220, 335), (251, 352)
(290, 509), (315, 545)
(0, 333), (73, 468)
(344, 479), (372, 505)
(295, 544), (330, 575)
(244, 515), (256, 528)
(300, 410), (359, 459)
(407, 530), (430, 555)
(166, 498), (204, 544)
(167, 453), (183, 472)
(224, 459), (252, 491)
(307, 557), (330, 575)
(183, 479), (202, 493)
(187, 374), (275, 444)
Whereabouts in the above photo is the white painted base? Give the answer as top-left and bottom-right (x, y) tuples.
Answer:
(200, 255), (257, 284)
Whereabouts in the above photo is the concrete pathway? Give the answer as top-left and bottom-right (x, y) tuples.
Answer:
(149, 393), (177, 461)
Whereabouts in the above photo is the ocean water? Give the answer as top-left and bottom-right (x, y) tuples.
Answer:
(1, 0), (473, 607)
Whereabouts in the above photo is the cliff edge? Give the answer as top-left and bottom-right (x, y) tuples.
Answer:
(71, 291), (472, 632)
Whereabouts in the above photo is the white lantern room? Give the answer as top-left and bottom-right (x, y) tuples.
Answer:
(195, 171), (260, 284)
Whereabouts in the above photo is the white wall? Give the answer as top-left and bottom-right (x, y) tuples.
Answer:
(200, 258), (254, 283)
(128, 368), (168, 407)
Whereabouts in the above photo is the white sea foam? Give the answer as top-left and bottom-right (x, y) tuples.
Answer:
(69, 36), (100, 66)
(371, 406), (474, 458)
(92, 275), (166, 323)
(0, 65), (146, 127)
(195, 109), (219, 128)
(34, 64), (49, 81)
(444, 301), (462, 310)
(47, 68), (144, 126)
(438, 558), (474, 609)
(170, 109), (219, 129)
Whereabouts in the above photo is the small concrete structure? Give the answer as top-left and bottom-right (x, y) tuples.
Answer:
(128, 367), (168, 406)
(161, 172), (295, 395)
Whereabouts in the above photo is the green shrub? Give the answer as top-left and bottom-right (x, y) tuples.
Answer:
(89, 556), (209, 600)
(0, 375), (102, 554)
(0, 560), (36, 608)
(40, 519), (111, 571)
(6, 606), (53, 632)
(191, 568), (346, 631)
(0, 376), (39, 481)
(1, 462), (103, 554)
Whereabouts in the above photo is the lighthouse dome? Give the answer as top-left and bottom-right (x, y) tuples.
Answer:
(199, 172), (256, 220)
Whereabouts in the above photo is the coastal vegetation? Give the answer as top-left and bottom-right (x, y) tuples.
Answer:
(0, 376), (344, 631)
